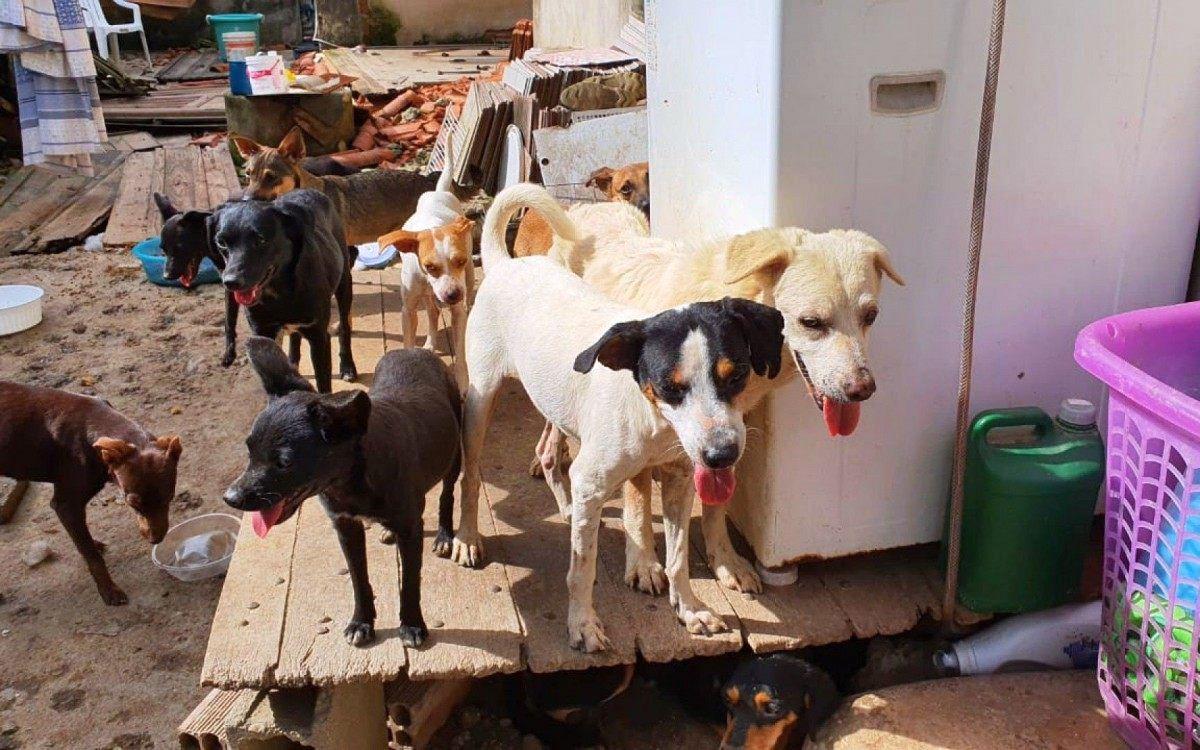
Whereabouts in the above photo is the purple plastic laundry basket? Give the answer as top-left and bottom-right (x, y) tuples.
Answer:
(1076, 301), (1200, 749)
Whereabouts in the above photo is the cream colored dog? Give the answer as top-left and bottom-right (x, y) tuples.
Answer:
(539, 202), (905, 595)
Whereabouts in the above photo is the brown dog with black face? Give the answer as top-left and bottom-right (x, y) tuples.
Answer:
(0, 382), (182, 605)
(231, 127), (439, 246)
(511, 162), (650, 258)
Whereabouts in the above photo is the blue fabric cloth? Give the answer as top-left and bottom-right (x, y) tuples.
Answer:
(0, 0), (106, 165)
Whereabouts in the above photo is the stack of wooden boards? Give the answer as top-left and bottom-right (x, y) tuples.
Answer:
(0, 133), (158, 256)
(447, 81), (528, 193)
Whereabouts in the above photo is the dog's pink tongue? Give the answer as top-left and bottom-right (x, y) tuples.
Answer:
(233, 285), (260, 306)
(250, 502), (286, 539)
(694, 466), (736, 506)
(823, 400), (861, 437)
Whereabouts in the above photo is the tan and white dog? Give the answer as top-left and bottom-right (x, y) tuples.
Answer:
(455, 183), (785, 651)
(378, 153), (475, 391)
(539, 199), (905, 595)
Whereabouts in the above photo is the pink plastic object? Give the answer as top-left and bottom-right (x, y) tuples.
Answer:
(1076, 301), (1200, 750)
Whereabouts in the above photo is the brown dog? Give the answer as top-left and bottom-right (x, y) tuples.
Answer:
(0, 382), (182, 605)
(512, 162), (650, 258)
(231, 127), (440, 246)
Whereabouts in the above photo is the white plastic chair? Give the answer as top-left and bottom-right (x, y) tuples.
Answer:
(78, 0), (151, 65)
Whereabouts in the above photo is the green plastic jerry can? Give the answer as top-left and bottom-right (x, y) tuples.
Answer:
(947, 399), (1104, 614)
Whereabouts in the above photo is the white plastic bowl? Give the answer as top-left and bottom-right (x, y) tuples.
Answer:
(0, 284), (44, 336)
(152, 513), (241, 582)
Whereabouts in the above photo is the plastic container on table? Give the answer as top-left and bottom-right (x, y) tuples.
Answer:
(205, 13), (263, 62)
(228, 60), (251, 96)
(1075, 300), (1200, 750)
(245, 51), (287, 96)
(945, 399), (1104, 614)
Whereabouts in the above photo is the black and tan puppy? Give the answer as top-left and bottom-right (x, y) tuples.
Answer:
(209, 189), (357, 391)
(0, 382), (182, 605)
(223, 337), (461, 646)
(720, 655), (839, 750)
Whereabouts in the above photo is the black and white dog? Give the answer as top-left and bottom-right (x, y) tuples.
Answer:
(454, 183), (785, 652)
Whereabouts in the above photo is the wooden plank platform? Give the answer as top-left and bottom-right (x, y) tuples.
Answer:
(104, 142), (240, 249)
(157, 49), (225, 82)
(102, 82), (227, 128)
(323, 46), (505, 95)
(201, 267), (946, 689)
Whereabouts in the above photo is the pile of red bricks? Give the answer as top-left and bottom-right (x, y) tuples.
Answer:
(352, 78), (472, 168)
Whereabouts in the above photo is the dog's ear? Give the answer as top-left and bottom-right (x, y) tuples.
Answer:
(381, 229), (422, 255)
(574, 320), (646, 374)
(448, 215), (474, 237)
(277, 127), (307, 160)
(586, 166), (615, 195)
(725, 229), (798, 286)
(230, 134), (262, 159)
(93, 437), (137, 468)
(721, 297), (785, 378)
(154, 435), (183, 460)
(874, 247), (905, 286)
(181, 209), (211, 230)
(245, 336), (315, 398)
(308, 390), (371, 443)
(153, 192), (178, 221)
(267, 202), (309, 255)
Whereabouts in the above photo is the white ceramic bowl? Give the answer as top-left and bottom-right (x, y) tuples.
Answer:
(0, 284), (44, 336)
(152, 513), (241, 582)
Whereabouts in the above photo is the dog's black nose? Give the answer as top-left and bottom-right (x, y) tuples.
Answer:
(223, 486), (248, 509)
(843, 367), (876, 402)
(702, 442), (739, 469)
(443, 288), (463, 305)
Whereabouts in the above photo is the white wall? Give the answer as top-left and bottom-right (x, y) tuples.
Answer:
(648, 0), (1200, 564)
(534, 0), (635, 49)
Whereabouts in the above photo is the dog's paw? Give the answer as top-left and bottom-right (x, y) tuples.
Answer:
(450, 533), (483, 568)
(379, 528), (396, 545)
(678, 604), (728, 636)
(710, 550), (763, 594)
(398, 623), (428, 647)
(340, 362), (358, 383)
(568, 613), (612, 653)
(220, 348), (236, 368)
(432, 529), (453, 558)
(624, 554), (667, 596)
(100, 584), (129, 606)
(94, 540), (108, 556)
(343, 620), (376, 647)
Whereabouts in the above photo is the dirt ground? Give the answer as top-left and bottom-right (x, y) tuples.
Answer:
(0, 247), (724, 750)
(0, 248), (263, 749)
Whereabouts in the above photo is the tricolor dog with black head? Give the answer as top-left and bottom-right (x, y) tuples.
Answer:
(224, 337), (462, 646)
(455, 183), (785, 650)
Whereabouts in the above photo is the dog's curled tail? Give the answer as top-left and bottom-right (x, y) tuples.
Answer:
(435, 132), (455, 193)
(481, 183), (581, 271)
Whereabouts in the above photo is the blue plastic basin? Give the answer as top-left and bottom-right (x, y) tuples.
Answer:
(131, 237), (221, 288)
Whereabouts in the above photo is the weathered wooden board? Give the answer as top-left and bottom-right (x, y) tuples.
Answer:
(35, 165), (124, 251)
(158, 49), (225, 82)
(0, 167), (91, 253)
(104, 147), (166, 248)
(819, 547), (942, 640)
(274, 503), (407, 687)
(323, 46), (505, 95)
(201, 512), (299, 689)
(0, 479), (29, 524)
(107, 131), (160, 153)
(105, 145), (239, 249)
(103, 83), (228, 127)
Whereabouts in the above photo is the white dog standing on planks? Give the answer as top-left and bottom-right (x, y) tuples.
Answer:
(454, 183), (786, 651)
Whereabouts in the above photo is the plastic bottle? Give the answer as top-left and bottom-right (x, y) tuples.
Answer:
(934, 600), (1102, 676)
(945, 398), (1105, 613)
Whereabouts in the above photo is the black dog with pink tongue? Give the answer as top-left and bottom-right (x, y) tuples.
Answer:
(223, 336), (462, 647)
(209, 189), (358, 392)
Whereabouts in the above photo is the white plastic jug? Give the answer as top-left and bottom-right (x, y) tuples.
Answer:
(934, 600), (1102, 675)
(245, 51), (286, 96)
